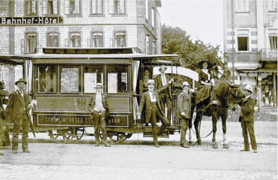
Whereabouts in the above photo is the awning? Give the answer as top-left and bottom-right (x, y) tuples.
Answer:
(0, 55), (27, 65)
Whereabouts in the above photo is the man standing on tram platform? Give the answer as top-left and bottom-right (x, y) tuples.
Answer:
(6, 78), (33, 154)
(88, 83), (111, 147)
(138, 79), (173, 147)
(154, 65), (180, 122)
(0, 81), (6, 155)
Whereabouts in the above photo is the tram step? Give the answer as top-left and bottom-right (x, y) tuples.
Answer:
(143, 131), (169, 138)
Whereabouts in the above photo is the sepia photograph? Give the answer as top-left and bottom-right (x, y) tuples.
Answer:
(0, 0), (277, 179)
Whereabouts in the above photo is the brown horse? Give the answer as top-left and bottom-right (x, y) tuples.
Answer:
(189, 80), (244, 149)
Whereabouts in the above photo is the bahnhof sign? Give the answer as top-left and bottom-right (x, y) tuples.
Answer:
(0, 17), (62, 25)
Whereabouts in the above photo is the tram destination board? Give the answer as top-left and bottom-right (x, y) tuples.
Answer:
(36, 114), (129, 127)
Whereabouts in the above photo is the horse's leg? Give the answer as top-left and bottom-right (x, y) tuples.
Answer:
(222, 109), (229, 149)
(211, 107), (218, 149)
(194, 106), (203, 145)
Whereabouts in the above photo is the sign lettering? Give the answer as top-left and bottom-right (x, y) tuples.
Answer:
(0, 17), (62, 25)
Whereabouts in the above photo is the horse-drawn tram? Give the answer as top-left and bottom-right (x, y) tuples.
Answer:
(4, 47), (197, 143)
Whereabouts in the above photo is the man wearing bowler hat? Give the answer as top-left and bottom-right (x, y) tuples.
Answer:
(154, 65), (173, 121)
(239, 84), (258, 153)
(88, 83), (111, 147)
(6, 78), (33, 154)
(139, 79), (173, 147)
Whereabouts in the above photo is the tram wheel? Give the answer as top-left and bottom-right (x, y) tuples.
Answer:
(49, 130), (59, 140)
(75, 127), (85, 140)
(108, 132), (132, 143)
(63, 129), (74, 141)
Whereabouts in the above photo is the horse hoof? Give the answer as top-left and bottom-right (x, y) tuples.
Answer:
(212, 143), (218, 149)
(197, 140), (202, 146)
(189, 141), (194, 145)
(223, 144), (229, 149)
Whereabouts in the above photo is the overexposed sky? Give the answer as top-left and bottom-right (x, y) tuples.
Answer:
(159, 0), (224, 52)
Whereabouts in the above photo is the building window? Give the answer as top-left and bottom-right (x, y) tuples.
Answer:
(115, 32), (126, 47)
(43, 0), (59, 15)
(269, 36), (277, 50)
(146, 35), (149, 54)
(25, 0), (37, 16)
(268, 0), (278, 11)
(26, 33), (37, 54)
(235, 0), (249, 12)
(151, 8), (155, 27)
(65, 0), (81, 15)
(110, 0), (125, 14)
(91, 32), (103, 47)
(145, 0), (148, 20)
(47, 32), (59, 47)
(91, 0), (103, 14)
(237, 29), (249, 51)
(152, 41), (156, 54)
(70, 32), (81, 47)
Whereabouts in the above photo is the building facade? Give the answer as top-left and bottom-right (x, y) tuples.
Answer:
(0, 0), (162, 92)
(223, 0), (277, 110)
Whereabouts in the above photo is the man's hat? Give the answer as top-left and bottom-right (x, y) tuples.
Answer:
(244, 84), (253, 93)
(15, 78), (27, 85)
(197, 59), (213, 69)
(95, 83), (103, 89)
(147, 79), (155, 85)
(182, 81), (191, 87)
(158, 65), (167, 71)
(0, 81), (5, 89)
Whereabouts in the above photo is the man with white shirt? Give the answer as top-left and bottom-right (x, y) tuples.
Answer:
(6, 78), (33, 154)
(88, 83), (111, 147)
(139, 79), (173, 147)
(239, 84), (258, 153)
(154, 65), (173, 121)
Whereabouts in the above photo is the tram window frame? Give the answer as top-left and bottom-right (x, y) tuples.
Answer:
(83, 65), (104, 94)
(106, 65), (128, 94)
(37, 65), (58, 94)
(60, 66), (81, 94)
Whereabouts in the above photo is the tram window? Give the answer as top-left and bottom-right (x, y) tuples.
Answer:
(84, 66), (104, 93)
(106, 65), (128, 93)
(60, 67), (80, 93)
(38, 66), (57, 93)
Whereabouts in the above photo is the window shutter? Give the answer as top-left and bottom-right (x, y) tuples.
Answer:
(75, 0), (80, 14)
(109, 0), (114, 14)
(53, 0), (58, 14)
(65, 0), (69, 14)
(43, 0), (47, 14)
(21, 39), (26, 54)
(65, 38), (69, 47)
(119, 0), (124, 13)
(87, 38), (91, 47)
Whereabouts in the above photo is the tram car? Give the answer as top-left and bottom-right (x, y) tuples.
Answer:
(3, 47), (199, 142)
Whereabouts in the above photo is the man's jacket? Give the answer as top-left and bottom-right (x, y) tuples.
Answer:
(239, 97), (257, 123)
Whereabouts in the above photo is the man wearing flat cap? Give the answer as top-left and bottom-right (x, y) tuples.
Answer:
(154, 65), (173, 121)
(139, 78), (173, 147)
(88, 83), (111, 147)
(6, 78), (33, 154)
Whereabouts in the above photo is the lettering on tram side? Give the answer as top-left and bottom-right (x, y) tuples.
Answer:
(38, 114), (93, 126)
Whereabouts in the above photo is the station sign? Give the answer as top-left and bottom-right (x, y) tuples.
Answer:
(0, 16), (63, 25)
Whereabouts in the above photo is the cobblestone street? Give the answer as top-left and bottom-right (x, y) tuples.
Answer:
(0, 121), (277, 180)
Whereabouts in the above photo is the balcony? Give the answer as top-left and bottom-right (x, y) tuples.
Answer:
(260, 48), (278, 61)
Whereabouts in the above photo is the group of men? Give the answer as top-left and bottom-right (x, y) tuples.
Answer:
(0, 64), (258, 154)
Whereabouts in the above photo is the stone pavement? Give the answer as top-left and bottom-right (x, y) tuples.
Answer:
(0, 121), (277, 180)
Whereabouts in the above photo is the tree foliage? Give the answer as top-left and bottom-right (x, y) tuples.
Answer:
(162, 24), (226, 71)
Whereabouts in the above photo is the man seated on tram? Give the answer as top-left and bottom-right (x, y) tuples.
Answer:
(88, 83), (111, 147)
(138, 79), (173, 147)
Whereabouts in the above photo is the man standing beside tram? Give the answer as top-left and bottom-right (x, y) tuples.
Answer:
(138, 78), (174, 147)
(6, 78), (34, 154)
(88, 83), (111, 147)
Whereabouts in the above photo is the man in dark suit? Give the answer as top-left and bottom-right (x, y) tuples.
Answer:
(0, 81), (6, 155)
(177, 81), (192, 148)
(154, 65), (173, 122)
(239, 84), (258, 153)
(6, 78), (33, 154)
(88, 83), (111, 147)
(139, 79), (173, 147)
